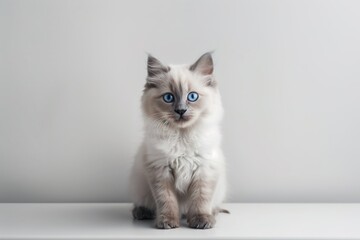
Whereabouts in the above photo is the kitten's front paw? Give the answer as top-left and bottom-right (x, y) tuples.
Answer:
(187, 213), (216, 229)
(156, 214), (179, 229)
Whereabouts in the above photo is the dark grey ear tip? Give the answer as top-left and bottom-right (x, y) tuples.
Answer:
(200, 51), (214, 63)
(203, 51), (215, 57)
(147, 54), (162, 67)
(147, 54), (156, 63)
(146, 53), (160, 64)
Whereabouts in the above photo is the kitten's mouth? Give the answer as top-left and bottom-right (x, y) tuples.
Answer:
(171, 114), (191, 124)
(170, 115), (195, 128)
(176, 115), (190, 122)
(177, 119), (188, 123)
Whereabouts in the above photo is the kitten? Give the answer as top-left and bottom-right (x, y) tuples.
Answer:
(130, 52), (226, 229)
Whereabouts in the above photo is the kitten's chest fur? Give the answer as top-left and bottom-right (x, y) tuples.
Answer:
(149, 131), (207, 193)
(167, 136), (201, 193)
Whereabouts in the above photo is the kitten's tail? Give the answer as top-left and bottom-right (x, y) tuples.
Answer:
(219, 208), (230, 214)
(213, 207), (230, 215)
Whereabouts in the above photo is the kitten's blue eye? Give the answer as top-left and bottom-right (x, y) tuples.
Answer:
(187, 92), (199, 102)
(162, 93), (174, 103)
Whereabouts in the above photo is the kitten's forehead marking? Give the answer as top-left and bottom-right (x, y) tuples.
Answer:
(169, 78), (186, 102)
(167, 66), (192, 97)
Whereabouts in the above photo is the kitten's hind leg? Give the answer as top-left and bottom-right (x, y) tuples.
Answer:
(131, 190), (156, 220)
(132, 206), (155, 220)
(131, 158), (156, 220)
(131, 183), (156, 220)
(130, 146), (156, 220)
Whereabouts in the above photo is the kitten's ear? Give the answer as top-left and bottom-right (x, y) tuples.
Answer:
(189, 52), (214, 75)
(147, 55), (170, 77)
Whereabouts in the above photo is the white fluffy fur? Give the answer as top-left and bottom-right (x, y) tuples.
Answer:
(130, 54), (226, 227)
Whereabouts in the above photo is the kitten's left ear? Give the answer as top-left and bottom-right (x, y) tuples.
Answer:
(147, 54), (170, 77)
(190, 52), (214, 75)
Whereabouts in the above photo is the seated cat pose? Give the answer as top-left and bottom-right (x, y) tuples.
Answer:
(130, 52), (226, 229)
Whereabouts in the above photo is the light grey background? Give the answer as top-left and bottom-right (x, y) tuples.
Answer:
(1, 0), (359, 203)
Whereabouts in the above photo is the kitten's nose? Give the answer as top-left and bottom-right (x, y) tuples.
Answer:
(175, 109), (187, 116)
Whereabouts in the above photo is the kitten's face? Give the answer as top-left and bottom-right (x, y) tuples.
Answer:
(142, 53), (217, 129)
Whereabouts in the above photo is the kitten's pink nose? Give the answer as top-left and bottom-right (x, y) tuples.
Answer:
(175, 109), (187, 116)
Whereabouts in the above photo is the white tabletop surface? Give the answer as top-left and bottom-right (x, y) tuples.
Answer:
(0, 203), (359, 240)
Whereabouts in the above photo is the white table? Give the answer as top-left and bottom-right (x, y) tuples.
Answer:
(0, 203), (359, 239)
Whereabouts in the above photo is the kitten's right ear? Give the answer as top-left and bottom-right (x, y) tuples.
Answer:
(189, 52), (214, 75)
(147, 55), (170, 77)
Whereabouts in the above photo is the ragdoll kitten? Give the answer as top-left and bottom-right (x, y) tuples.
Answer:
(130, 52), (226, 229)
